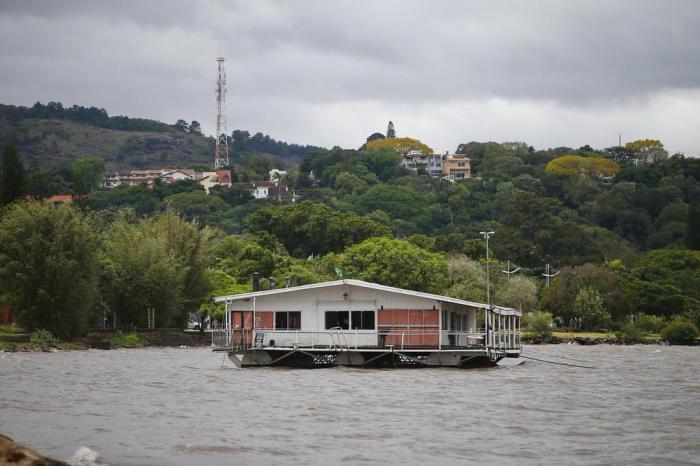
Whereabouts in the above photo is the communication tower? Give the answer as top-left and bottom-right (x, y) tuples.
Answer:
(215, 56), (229, 169)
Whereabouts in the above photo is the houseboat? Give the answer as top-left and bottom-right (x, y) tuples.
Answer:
(211, 279), (521, 368)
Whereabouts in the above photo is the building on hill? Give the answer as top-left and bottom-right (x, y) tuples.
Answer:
(199, 169), (233, 193)
(442, 153), (472, 181)
(101, 168), (232, 192)
(399, 151), (472, 181)
(230, 181), (295, 201)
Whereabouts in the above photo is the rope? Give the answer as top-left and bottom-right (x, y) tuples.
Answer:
(524, 350), (594, 364)
(220, 352), (227, 369)
(519, 355), (597, 369)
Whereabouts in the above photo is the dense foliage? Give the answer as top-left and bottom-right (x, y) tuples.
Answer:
(1, 115), (699, 341)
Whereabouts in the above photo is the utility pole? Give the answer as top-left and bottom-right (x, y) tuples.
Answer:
(501, 260), (521, 279)
(542, 263), (559, 287)
(480, 231), (495, 305)
(215, 55), (229, 169)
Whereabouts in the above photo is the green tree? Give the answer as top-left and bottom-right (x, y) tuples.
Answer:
(572, 286), (610, 329)
(0, 202), (98, 339)
(101, 211), (212, 328)
(188, 121), (202, 134)
(687, 203), (700, 250)
(338, 237), (448, 293)
(72, 156), (106, 194)
(386, 121), (396, 138)
(174, 119), (189, 131)
(366, 132), (385, 143)
(494, 275), (538, 312)
(1, 143), (24, 205)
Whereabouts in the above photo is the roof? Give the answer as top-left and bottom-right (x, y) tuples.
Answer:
(214, 279), (520, 316)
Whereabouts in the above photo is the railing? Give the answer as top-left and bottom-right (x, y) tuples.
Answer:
(211, 329), (522, 352)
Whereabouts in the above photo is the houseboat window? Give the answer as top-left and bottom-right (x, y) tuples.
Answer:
(442, 311), (449, 330)
(275, 311), (301, 330)
(325, 311), (349, 329)
(351, 311), (375, 330)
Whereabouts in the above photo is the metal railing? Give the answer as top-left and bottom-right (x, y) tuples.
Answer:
(211, 329), (521, 352)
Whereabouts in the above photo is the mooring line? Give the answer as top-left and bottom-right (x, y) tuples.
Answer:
(519, 355), (597, 369)
(523, 351), (594, 364)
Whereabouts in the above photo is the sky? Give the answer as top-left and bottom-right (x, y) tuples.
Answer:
(1, 0), (699, 154)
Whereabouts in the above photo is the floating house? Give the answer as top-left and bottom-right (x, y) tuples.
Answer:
(212, 279), (521, 368)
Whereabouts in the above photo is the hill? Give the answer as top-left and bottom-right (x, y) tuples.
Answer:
(0, 102), (325, 171)
(0, 117), (213, 171)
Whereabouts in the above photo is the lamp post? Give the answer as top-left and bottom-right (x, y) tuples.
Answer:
(479, 231), (495, 306)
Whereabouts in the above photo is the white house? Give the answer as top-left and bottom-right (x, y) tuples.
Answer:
(212, 279), (521, 368)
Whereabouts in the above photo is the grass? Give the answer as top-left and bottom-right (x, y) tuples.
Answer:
(552, 330), (662, 341)
(109, 331), (145, 347)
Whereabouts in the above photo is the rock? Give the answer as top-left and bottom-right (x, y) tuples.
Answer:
(0, 433), (68, 466)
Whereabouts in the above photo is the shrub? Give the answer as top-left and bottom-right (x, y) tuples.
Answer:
(618, 323), (645, 343)
(109, 331), (144, 347)
(660, 319), (699, 344)
(31, 329), (58, 348)
(523, 311), (553, 340)
(634, 313), (666, 333)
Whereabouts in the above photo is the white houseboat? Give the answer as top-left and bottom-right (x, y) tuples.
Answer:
(211, 279), (521, 368)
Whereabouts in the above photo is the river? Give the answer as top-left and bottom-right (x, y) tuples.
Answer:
(1, 345), (698, 465)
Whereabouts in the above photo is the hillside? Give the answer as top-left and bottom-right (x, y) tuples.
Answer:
(0, 117), (213, 171)
(0, 102), (325, 171)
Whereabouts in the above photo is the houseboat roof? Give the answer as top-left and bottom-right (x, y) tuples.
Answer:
(214, 279), (521, 316)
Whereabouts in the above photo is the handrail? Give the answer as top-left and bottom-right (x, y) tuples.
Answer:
(211, 328), (522, 351)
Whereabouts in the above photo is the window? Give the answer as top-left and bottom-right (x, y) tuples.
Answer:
(351, 311), (375, 330)
(458, 161), (466, 167)
(275, 311), (301, 330)
(325, 311), (349, 329)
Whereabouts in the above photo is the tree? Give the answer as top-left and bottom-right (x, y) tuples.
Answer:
(572, 286), (610, 329)
(72, 156), (106, 194)
(244, 202), (390, 258)
(365, 137), (432, 156)
(625, 139), (668, 165)
(1, 144), (24, 205)
(366, 132), (385, 143)
(0, 202), (98, 339)
(545, 155), (620, 177)
(445, 254), (487, 302)
(494, 275), (538, 312)
(101, 211), (213, 328)
(386, 121), (396, 138)
(541, 263), (624, 322)
(173, 119), (189, 132)
(338, 237), (448, 293)
(687, 203), (700, 250)
(188, 121), (202, 134)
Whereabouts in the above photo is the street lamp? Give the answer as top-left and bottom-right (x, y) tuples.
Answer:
(479, 231), (495, 305)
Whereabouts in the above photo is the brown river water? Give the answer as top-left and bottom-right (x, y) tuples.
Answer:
(1, 345), (699, 465)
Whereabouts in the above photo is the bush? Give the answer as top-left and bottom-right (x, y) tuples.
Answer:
(634, 313), (666, 333)
(109, 331), (144, 347)
(617, 323), (645, 343)
(523, 311), (553, 340)
(660, 319), (699, 344)
(31, 329), (58, 348)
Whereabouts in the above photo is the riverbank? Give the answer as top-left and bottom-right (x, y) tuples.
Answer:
(0, 326), (212, 352)
(525, 331), (699, 345)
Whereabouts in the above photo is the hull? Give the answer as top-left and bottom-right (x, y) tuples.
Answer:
(227, 348), (510, 368)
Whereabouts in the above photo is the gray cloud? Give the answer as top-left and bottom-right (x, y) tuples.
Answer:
(1, 0), (699, 154)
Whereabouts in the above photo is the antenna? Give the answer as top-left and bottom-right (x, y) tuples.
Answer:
(215, 56), (229, 169)
(542, 263), (560, 287)
(501, 260), (521, 279)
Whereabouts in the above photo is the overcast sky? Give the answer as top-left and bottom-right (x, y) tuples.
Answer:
(1, 0), (699, 154)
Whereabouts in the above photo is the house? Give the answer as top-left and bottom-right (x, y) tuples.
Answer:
(198, 169), (233, 193)
(212, 279), (521, 368)
(442, 153), (471, 181)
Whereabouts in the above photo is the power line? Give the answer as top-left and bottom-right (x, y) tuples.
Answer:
(542, 263), (559, 287)
(501, 259), (521, 279)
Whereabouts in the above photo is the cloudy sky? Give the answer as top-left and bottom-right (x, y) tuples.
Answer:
(1, 0), (699, 154)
